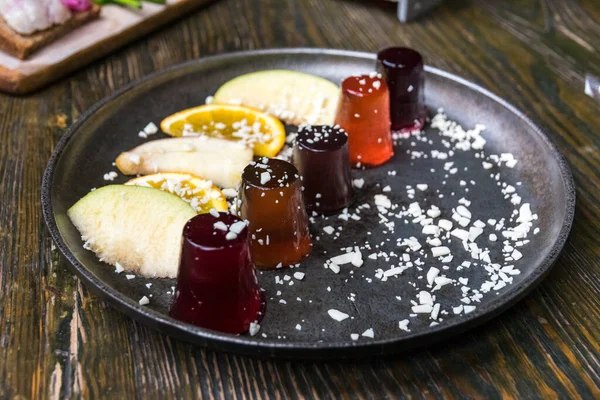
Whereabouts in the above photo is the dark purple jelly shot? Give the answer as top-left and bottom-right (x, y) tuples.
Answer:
(377, 47), (426, 132)
(169, 212), (264, 335)
(292, 125), (353, 213)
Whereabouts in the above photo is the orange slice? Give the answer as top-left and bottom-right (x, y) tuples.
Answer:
(160, 104), (286, 158)
(125, 173), (228, 214)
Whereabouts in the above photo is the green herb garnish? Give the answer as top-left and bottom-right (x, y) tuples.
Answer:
(94, 0), (166, 9)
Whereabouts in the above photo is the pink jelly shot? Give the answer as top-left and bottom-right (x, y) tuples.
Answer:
(377, 47), (426, 132)
(169, 212), (264, 335)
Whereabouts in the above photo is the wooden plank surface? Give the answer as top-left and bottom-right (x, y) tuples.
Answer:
(0, 0), (216, 94)
(0, 0), (598, 398)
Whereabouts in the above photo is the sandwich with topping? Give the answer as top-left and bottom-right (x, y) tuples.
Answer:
(0, 0), (101, 59)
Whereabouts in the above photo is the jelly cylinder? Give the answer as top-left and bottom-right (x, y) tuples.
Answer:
(334, 74), (394, 167)
(240, 158), (312, 269)
(292, 125), (353, 213)
(169, 212), (264, 334)
(377, 47), (426, 132)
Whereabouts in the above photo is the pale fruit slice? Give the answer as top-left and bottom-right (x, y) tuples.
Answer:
(115, 136), (253, 188)
(68, 185), (196, 278)
(126, 173), (227, 214)
(160, 104), (286, 158)
(213, 70), (340, 126)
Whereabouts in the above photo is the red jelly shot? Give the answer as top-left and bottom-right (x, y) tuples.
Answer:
(334, 74), (394, 167)
(377, 47), (426, 132)
(292, 125), (353, 213)
(169, 212), (264, 334)
(240, 158), (312, 269)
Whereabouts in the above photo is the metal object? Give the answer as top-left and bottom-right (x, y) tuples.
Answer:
(584, 74), (600, 100)
(393, 0), (445, 22)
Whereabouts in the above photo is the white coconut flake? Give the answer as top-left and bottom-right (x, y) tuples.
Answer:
(144, 122), (159, 135)
(323, 226), (335, 235)
(353, 178), (365, 189)
(451, 229), (469, 242)
(374, 194), (392, 209)
(249, 322), (261, 336)
(422, 225), (441, 236)
(362, 328), (375, 338)
(115, 262), (124, 273)
(328, 309), (350, 321)
(431, 246), (451, 257)
(412, 304), (433, 313)
(398, 319), (410, 332)
(260, 172), (271, 185)
(427, 267), (440, 286)
(139, 296), (150, 305)
(464, 305), (476, 314)
(222, 188), (238, 198)
(438, 219), (453, 231)
(213, 221), (228, 231)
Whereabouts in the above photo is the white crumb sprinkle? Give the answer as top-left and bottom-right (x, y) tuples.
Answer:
(427, 267), (440, 286)
(213, 221), (228, 231)
(323, 226), (335, 235)
(431, 246), (451, 257)
(249, 322), (260, 336)
(144, 122), (158, 135)
(222, 188), (238, 198)
(361, 328), (374, 338)
(225, 232), (238, 240)
(398, 319), (410, 332)
(353, 178), (365, 189)
(328, 309), (350, 321)
(115, 262), (124, 273)
(260, 172), (271, 185)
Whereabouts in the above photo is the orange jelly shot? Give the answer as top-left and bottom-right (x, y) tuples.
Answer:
(240, 158), (312, 269)
(335, 74), (393, 167)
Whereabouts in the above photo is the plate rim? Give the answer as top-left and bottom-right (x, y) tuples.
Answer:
(41, 48), (576, 358)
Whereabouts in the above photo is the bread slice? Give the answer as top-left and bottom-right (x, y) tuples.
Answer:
(0, 4), (101, 60)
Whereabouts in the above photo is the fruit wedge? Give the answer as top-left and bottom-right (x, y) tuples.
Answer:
(126, 173), (228, 214)
(68, 185), (196, 278)
(213, 70), (340, 126)
(160, 104), (286, 157)
(115, 136), (253, 188)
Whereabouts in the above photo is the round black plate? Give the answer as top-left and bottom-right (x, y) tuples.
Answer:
(42, 49), (575, 359)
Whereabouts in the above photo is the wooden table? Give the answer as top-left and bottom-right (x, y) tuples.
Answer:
(1, 0), (598, 398)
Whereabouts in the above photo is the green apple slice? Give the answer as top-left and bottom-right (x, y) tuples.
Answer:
(213, 70), (340, 126)
(68, 185), (196, 278)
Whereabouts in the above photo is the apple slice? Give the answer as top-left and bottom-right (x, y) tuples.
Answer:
(213, 70), (340, 126)
(115, 136), (253, 188)
(68, 185), (196, 278)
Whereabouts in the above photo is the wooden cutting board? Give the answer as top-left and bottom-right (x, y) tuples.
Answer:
(0, 0), (215, 94)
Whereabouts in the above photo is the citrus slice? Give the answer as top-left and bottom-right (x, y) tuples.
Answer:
(126, 173), (228, 214)
(160, 104), (286, 158)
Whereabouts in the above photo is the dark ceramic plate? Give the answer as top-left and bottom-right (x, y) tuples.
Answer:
(42, 49), (575, 359)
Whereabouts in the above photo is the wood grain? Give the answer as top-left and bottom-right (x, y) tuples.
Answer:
(0, 0), (598, 398)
